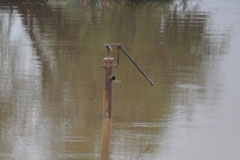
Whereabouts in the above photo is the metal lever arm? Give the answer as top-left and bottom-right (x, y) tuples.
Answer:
(104, 43), (154, 86)
(119, 47), (154, 86)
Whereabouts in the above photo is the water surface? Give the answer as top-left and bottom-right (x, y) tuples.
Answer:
(0, 0), (240, 159)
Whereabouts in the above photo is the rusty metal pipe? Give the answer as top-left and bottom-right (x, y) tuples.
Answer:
(101, 56), (114, 160)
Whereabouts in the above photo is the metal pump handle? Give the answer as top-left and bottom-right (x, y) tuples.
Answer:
(104, 43), (154, 86)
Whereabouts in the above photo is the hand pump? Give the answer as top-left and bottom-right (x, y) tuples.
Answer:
(101, 43), (154, 160)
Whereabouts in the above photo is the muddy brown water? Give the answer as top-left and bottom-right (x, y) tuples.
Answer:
(0, 0), (240, 159)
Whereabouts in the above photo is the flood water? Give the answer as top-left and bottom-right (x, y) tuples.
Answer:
(0, 0), (240, 159)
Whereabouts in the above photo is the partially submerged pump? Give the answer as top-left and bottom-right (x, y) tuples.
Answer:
(100, 43), (154, 160)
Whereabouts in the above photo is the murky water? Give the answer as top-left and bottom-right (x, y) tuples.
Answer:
(0, 0), (240, 159)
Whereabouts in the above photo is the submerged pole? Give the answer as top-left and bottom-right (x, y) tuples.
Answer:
(101, 56), (114, 160)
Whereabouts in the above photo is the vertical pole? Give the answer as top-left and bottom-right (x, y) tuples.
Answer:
(103, 56), (114, 119)
(101, 56), (114, 160)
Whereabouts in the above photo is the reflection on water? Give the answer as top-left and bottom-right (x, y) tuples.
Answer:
(0, 0), (240, 159)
